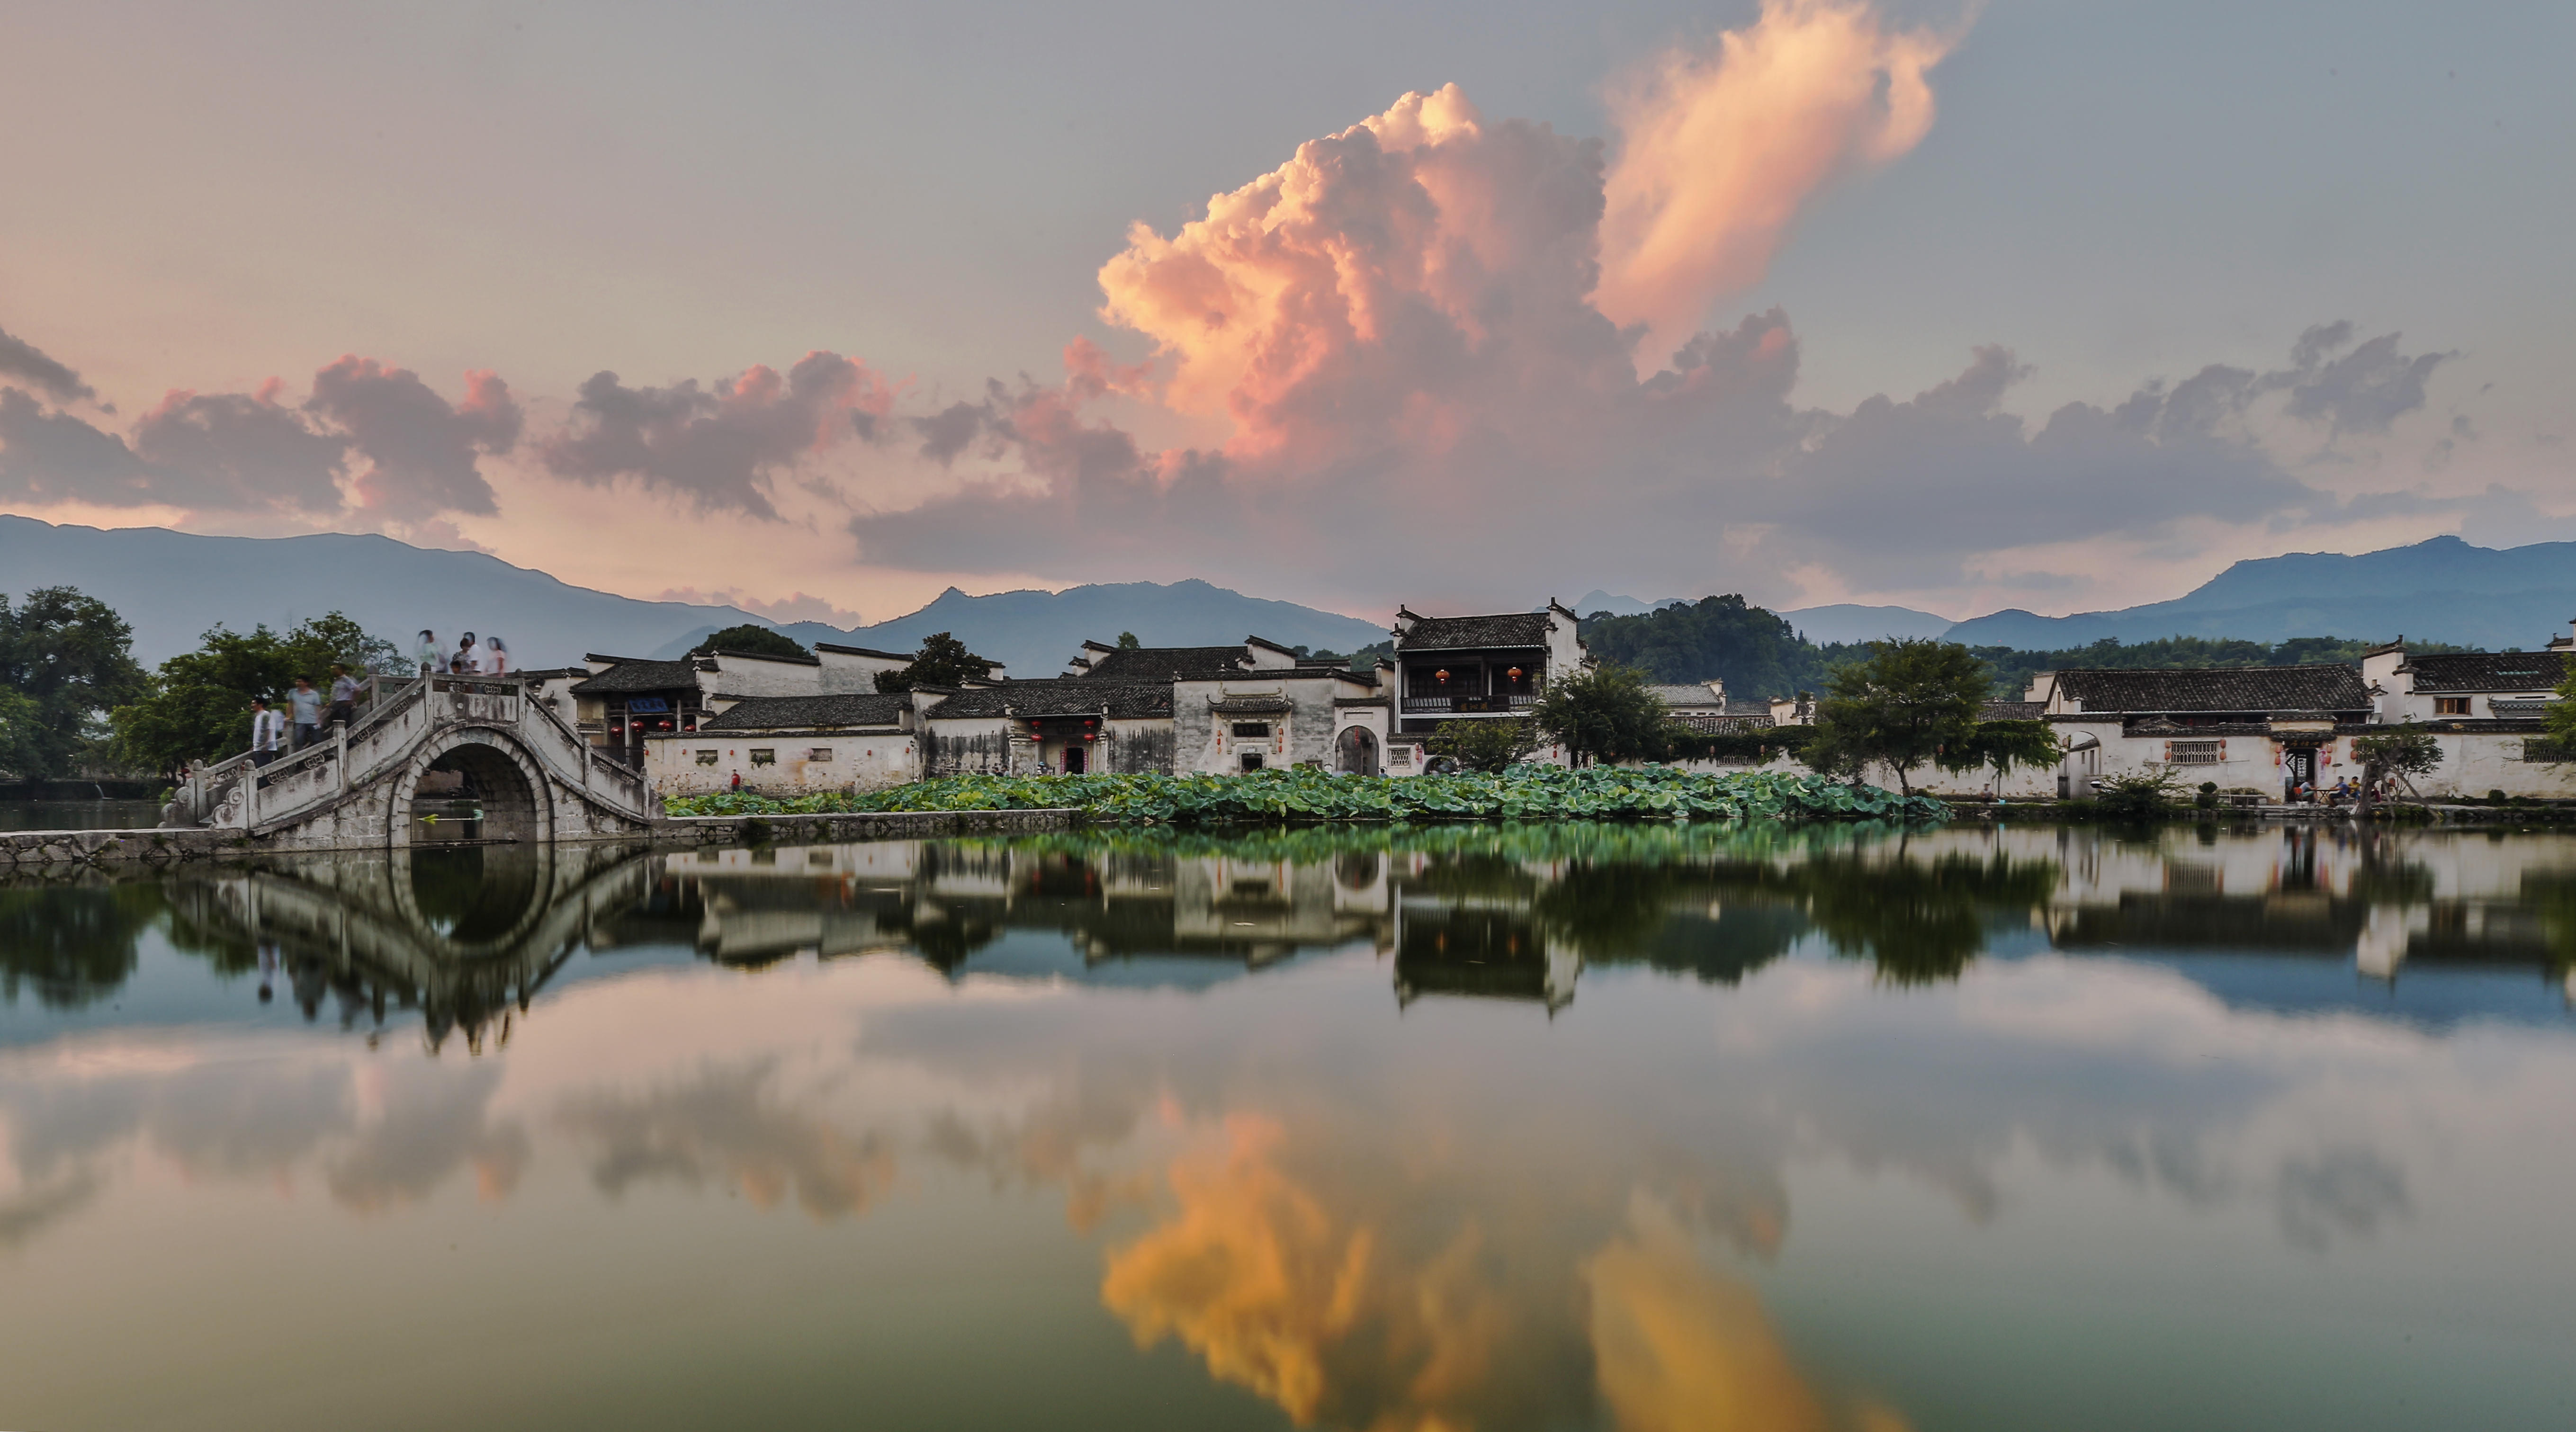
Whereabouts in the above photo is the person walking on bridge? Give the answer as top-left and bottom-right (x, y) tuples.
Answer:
(248, 698), (287, 769)
(415, 630), (441, 678)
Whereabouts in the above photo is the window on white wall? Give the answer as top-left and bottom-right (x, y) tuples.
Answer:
(695, 751), (718, 766)
(808, 748), (834, 761)
(2169, 741), (2222, 764)
(750, 749), (777, 766)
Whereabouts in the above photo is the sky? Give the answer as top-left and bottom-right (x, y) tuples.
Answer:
(1, 0), (2568, 627)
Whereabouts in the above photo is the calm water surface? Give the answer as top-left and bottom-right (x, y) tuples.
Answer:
(3, 822), (2573, 1431)
(0, 798), (162, 832)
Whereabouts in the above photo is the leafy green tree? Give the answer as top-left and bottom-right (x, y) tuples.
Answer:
(1939, 718), (2062, 795)
(1532, 664), (1669, 766)
(0, 587), (150, 778)
(2354, 721), (2443, 812)
(1578, 594), (1845, 695)
(1116, 631), (1141, 649)
(2089, 770), (2183, 820)
(1426, 718), (1537, 773)
(873, 631), (998, 692)
(1802, 639), (1988, 797)
(111, 613), (398, 778)
(690, 624), (808, 659)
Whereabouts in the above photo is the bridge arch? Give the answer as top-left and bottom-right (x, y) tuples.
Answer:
(387, 725), (554, 847)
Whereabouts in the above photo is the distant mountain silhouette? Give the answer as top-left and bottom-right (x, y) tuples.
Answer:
(0, 518), (1388, 673)
(1777, 603), (1957, 645)
(656, 580), (1389, 675)
(1945, 537), (2576, 651)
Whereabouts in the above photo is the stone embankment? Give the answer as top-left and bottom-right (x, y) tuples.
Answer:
(0, 808), (1085, 869)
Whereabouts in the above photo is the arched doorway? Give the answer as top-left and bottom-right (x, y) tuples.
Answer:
(401, 734), (546, 844)
(1336, 725), (1380, 776)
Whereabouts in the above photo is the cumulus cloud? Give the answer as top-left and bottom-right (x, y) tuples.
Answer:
(0, 358), (528, 527)
(307, 357), (521, 519)
(539, 351), (895, 519)
(853, 24), (2460, 612)
(0, 323), (97, 405)
(1596, 0), (1961, 373)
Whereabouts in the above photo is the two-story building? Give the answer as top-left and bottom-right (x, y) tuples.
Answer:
(1388, 603), (1588, 767)
(2360, 642), (2572, 795)
(2026, 665), (2374, 798)
(570, 643), (917, 768)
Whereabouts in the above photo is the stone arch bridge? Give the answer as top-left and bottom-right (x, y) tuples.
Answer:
(168, 676), (656, 850)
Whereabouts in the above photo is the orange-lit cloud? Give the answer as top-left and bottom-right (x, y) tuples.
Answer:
(1102, 1114), (1373, 1423)
(1596, 0), (1960, 374)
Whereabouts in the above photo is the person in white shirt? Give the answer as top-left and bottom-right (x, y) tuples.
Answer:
(453, 632), (481, 674)
(485, 635), (509, 674)
(415, 630), (441, 677)
(249, 698), (287, 768)
(287, 677), (323, 750)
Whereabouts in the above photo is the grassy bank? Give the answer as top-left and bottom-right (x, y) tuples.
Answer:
(664, 767), (1950, 825)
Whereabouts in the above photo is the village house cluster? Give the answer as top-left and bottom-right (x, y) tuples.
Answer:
(533, 603), (2576, 803)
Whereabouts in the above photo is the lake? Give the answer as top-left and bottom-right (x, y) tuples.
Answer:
(3, 822), (2572, 1431)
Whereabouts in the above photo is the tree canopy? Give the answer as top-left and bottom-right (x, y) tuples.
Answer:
(1802, 639), (1989, 796)
(1426, 718), (1538, 773)
(690, 624), (808, 660)
(873, 631), (998, 692)
(1532, 664), (1669, 766)
(0, 587), (149, 779)
(1578, 594), (1843, 696)
(111, 613), (400, 778)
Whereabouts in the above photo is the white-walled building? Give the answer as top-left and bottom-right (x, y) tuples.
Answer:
(643, 692), (918, 797)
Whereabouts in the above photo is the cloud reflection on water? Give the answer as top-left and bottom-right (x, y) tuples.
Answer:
(2, 825), (2574, 1428)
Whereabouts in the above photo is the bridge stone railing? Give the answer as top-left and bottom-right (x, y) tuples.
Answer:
(177, 675), (655, 847)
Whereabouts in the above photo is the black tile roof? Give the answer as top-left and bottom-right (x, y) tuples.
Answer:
(814, 641), (913, 661)
(1076, 645), (1250, 681)
(698, 693), (910, 732)
(2053, 665), (2370, 714)
(1398, 611), (1555, 651)
(2402, 652), (2570, 693)
(570, 658), (705, 695)
(924, 679), (1175, 720)
(1649, 683), (1725, 708)
(706, 648), (818, 666)
(1982, 700), (2046, 720)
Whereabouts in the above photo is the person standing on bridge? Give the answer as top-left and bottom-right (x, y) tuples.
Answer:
(485, 635), (509, 675)
(415, 629), (440, 678)
(287, 676), (322, 752)
(328, 663), (358, 730)
(248, 698), (287, 768)
(453, 632), (482, 674)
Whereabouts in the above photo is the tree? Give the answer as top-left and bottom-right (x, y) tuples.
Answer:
(110, 613), (400, 779)
(1802, 639), (1988, 797)
(873, 631), (997, 692)
(1532, 664), (1669, 766)
(1116, 631), (1141, 649)
(2354, 722), (2443, 814)
(0, 587), (149, 779)
(1427, 718), (1538, 773)
(690, 624), (808, 660)
(1939, 718), (2062, 795)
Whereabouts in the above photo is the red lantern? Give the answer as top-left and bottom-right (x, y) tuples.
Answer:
(1507, 666), (1523, 682)
(1435, 668), (1450, 685)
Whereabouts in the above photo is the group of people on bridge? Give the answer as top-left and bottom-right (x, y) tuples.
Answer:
(246, 664), (361, 768)
(416, 630), (511, 677)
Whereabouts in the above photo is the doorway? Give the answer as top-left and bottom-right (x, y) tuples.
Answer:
(1335, 725), (1379, 776)
(2283, 746), (2316, 796)
(1062, 744), (1086, 775)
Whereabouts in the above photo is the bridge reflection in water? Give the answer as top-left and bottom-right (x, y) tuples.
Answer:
(23, 823), (2576, 1053)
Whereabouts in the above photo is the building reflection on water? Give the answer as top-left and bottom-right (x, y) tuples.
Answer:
(4, 823), (2575, 1050)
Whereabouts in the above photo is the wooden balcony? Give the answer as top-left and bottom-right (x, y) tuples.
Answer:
(1400, 694), (1539, 714)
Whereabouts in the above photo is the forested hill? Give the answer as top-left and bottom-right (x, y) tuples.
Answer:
(1578, 597), (2469, 699)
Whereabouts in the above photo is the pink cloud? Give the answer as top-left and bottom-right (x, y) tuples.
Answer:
(1596, 0), (1961, 375)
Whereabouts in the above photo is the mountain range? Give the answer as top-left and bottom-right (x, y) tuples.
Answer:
(0, 516), (1388, 675)
(1942, 537), (2576, 652)
(9, 517), (2574, 676)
